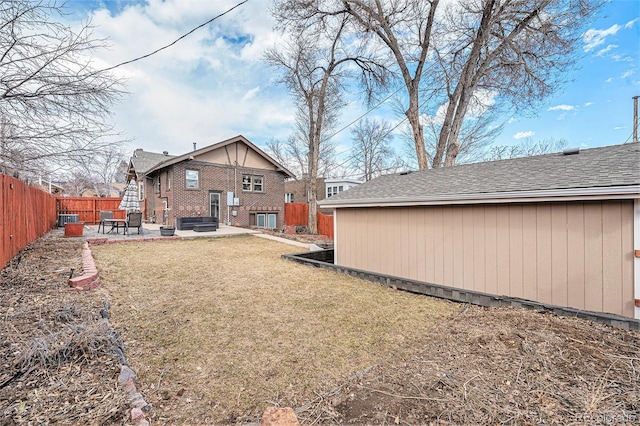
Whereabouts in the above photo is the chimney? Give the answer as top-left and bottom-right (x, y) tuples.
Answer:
(193, 142), (197, 151)
(163, 151), (169, 155)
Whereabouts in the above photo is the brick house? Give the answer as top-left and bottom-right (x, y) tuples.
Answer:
(285, 178), (363, 204)
(128, 135), (294, 228)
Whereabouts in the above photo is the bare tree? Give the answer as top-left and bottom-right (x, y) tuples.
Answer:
(265, 11), (385, 233)
(348, 118), (397, 181)
(430, 0), (599, 167)
(264, 36), (342, 233)
(271, 0), (601, 170)
(485, 137), (568, 161)
(71, 148), (127, 196)
(266, 133), (336, 182)
(422, 101), (505, 165)
(0, 0), (125, 177)
(273, 0), (439, 170)
(65, 170), (93, 196)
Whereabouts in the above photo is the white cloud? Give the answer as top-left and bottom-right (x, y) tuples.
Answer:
(621, 69), (635, 79)
(584, 102), (594, 107)
(242, 87), (260, 101)
(513, 131), (535, 139)
(611, 54), (634, 62)
(613, 126), (625, 130)
(65, 1), (298, 156)
(582, 24), (621, 52)
(605, 77), (613, 83)
(596, 44), (617, 56)
(625, 18), (638, 29)
(548, 104), (575, 111)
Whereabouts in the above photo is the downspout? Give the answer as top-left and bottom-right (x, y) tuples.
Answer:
(233, 143), (238, 225)
(161, 196), (169, 226)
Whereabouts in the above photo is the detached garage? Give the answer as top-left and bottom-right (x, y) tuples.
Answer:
(320, 143), (640, 320)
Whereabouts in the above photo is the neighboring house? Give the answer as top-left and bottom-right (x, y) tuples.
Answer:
(285, 177), (363, 204)
(34, 178), (64, 195)
(79, 182), (127, 198)
(320, 143), (640, 320)
(128, 135), (294, 228)
(324, 178), (363, 198)
(284, 177), (326, 205)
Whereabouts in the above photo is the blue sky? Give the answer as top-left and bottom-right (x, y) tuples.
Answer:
(63, 0), (639, 171)
(498, 0), (639, 148)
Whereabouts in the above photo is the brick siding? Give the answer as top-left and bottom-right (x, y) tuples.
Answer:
(148, 161), (286, 228)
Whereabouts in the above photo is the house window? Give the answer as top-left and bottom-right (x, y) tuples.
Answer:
(156, 176), (161, 193)
(285, 193), (294, 203)
(327, 185), (344, 197)
(267, 213), (276, 228)
(186, 170), (199, 189)
(166, 171), (171, 191)
(242, 175), (264, 192)
(254, 213), (277, 229)
(253, 176), (263, 192)
(138, 181), (145, 201)
(242, 175), (252, 191)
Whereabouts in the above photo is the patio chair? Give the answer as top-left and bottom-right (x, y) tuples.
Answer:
(97, 211), (113, 234)
(126, 211), (143, 235)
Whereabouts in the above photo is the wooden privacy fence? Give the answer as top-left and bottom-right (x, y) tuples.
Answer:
(284, 202), (334, 239)
(284, 202), (308, 226)
(317, 211), (334, 239)
(56, 197), (125, 224)
(1, 175), (57, 269)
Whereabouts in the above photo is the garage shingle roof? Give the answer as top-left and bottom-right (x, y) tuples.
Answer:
(321, 143), (640, 206)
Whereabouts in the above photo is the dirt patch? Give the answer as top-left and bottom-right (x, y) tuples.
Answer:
(0, 236), (129, 425)
(329, 306), (640, 424)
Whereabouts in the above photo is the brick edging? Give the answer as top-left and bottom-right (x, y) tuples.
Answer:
(68, 242), (99, 290)
(282, 251), (640, 332)
(118, 365), (150, 426)
(86, 235), (182, 246)
(73, 239), (155, 425)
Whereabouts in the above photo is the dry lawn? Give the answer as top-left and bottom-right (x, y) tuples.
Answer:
(92, 235), (456, 424)
(2, 234), (639, 425)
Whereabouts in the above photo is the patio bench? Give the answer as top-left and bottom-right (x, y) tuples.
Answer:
(177, 216), (218, 231)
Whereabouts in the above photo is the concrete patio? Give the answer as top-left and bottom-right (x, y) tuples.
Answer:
(57, 222), (314, 250)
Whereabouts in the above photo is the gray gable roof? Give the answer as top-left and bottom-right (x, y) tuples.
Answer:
(130, 149), (175, 176)
(145, 135), (295, 178)
(321, 143), (640, 207)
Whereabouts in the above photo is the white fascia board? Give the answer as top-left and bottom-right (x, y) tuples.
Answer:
(319, 185), (640, 209)
(634, 198), (640, 320)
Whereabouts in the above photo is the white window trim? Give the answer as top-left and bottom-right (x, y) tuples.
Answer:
(242, 174), (264, 192)
(186, 169), (199, 189)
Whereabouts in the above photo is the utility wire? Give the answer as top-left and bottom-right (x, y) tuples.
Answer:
(324, 86), (403, 141)
(99, 0), (249, 73)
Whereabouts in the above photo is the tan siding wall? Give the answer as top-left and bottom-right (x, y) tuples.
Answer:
(335, 200), (635, 318)
(197, 142), (276, 170)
